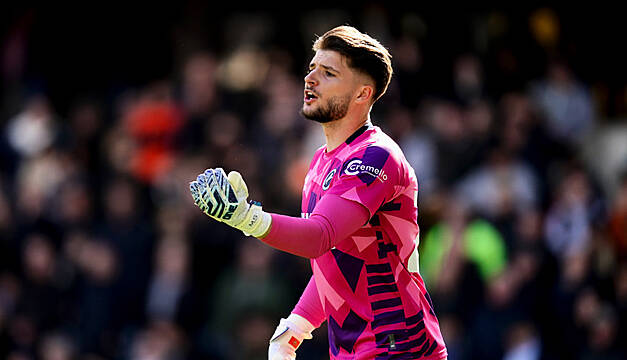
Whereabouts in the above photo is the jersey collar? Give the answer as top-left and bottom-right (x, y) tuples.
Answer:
(344, 123), (373, 145)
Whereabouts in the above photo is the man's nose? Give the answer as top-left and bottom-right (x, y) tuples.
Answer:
(304, 71), (317, 86)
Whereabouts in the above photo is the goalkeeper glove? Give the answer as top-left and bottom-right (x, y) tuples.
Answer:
(189, 168), (272, 238)
(268, 314), (315, 360)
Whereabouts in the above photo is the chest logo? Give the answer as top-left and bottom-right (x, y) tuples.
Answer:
(322, 169), (337, 190)
(344, 158), (388, 181)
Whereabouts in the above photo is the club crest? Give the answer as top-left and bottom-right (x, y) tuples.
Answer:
(322, 169), (337, 190)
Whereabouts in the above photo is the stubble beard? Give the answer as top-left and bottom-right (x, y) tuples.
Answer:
(301, 94), (351, 124)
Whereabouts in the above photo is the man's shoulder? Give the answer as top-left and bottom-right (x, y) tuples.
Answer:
(347, 126), (406, 163)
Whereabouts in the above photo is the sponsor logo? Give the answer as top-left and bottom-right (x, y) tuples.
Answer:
(343, 159), (388, 181)
(322, 169), (337, 190)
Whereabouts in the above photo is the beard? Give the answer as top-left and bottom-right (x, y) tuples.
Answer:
(301, 94), (351, 123)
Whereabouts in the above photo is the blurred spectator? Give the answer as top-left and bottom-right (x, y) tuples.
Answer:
(384, 106), (438, 197)
(12, 233), (66, 352)
(97, 176), (154, 337)
(503, 322), (541, 360)
(495, 91), (563, 207)
(64, 98), (106, 185)
(529, 58), (596, 145)
(128, 321), (186, 360)
(580, 304), (622, 360)
(201, 238), (292, 359)
(581, 123), (627, 199)
(452, 54), (484, 106)
(146, 237), (189, 323)
(71, 238), (118, 356)
(425, 99), (482, 187)
(180, 52), (218, 118)
(5, 95), (57, 160)
(544, 167), (603, 258)
(455, 142), (539, 221)
(38, 332), (76, 360)
(391, 35), (425, 109)
(51, 177), (94, 230)
(145, 235), (200, 335)
(14, 149), (72, 233)
(607, 172), (627, 258)
(420, 198), (507, 289)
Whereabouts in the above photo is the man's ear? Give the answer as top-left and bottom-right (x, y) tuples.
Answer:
(355, 85), (374, 104)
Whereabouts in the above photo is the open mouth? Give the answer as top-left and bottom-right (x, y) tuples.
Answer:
(304, 90), (318, 103)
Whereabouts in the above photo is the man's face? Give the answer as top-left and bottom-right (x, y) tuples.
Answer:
(302, 50), (359, 123)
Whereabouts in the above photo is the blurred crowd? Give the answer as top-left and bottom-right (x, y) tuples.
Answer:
(1, 5), (627, 360)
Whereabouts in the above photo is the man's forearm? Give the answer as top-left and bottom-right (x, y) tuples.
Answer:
(259, 194), (369, 258)
(292, 276), (326, 328)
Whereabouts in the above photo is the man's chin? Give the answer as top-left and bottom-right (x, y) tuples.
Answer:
(301, 108), (333, 124)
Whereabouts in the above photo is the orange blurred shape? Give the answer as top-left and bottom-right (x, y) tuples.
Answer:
(125, 100), (183, 183)
(131, 144), (175, 184)
(126, 101), (183, 139)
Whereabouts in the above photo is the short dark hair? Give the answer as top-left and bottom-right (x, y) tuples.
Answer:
(313, 26), (393, 102)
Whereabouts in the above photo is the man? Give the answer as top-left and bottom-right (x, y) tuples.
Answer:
(190, 25), (447, 359)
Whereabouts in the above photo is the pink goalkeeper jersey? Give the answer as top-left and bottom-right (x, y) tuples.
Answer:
(295, 124), (447, 359)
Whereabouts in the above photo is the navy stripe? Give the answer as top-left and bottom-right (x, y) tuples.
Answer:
(413, 339), (432, 358)
(368, 284), (398, 295)
(405, 310), (424, 326)
(366, 263), (392, 274)
(380, 201), (402, 211)
(376, 326), (427, 349)
(368, 274), (395, 286)
(411, 332), (428, 350)
(406, 320), (425, 337)
(374, 315), (426, 344)
(371, 297), (402, 311)
(372, 309), (405, 329)
(423, 340), (438, 357)
(386, 335), (428, 353)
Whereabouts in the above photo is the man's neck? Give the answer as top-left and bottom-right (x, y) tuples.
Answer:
(322, 112), (371, 152)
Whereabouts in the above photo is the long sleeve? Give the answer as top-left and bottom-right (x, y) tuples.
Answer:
(259, 194), (369, 258)
(291, 276), (326, 328)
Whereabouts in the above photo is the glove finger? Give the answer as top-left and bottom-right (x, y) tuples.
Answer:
(203, 168), (214, 179)
(213, 168), (231, 198)
(201, 188), (220, 218)
(189, 181), (202, 204)
(192, 181), (213, 213)
(207, 173), (231, 219)
(195, 176), (221, 217)
(205, 169), (220, 191)
(197, 176), (213, 203)
(198, 174), (215, 200)
(228, 171), (249, 200)
(191, 181), (208, 209)
(196, 173), (206, 186)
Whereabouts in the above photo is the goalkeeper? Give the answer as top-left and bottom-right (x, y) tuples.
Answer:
(190, 26), (448, 360)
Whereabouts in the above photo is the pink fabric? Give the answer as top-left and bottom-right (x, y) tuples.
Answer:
(260, 194), (369, 258)
(292, 126), (447, 359)
(292, 276), (326, 328)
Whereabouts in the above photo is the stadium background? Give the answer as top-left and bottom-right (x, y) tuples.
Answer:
(1, 3), (626, 360)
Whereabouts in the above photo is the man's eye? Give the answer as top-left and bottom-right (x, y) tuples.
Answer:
(326, 71), (335, 77)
